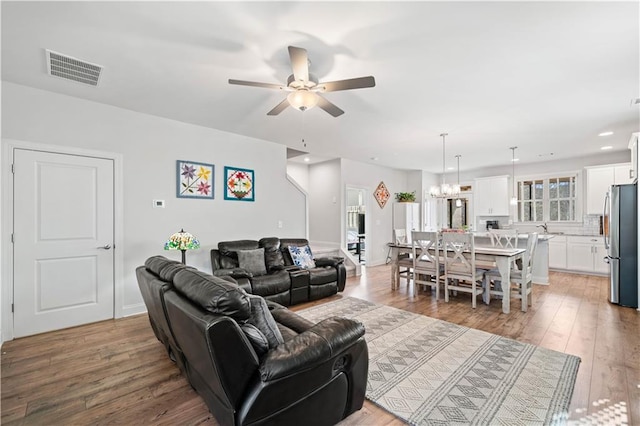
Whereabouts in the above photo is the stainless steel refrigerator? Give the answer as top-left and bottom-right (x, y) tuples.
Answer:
(604, 183), (638, 308)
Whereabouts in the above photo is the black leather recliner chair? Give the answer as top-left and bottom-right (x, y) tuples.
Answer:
(136, 256), (368, 426)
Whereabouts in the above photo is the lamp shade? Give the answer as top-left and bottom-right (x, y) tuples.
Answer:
(164, 229), (200, 251)
(287, 90), (318, 111)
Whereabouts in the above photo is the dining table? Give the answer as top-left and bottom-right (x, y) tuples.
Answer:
(388, 242), (526, 314)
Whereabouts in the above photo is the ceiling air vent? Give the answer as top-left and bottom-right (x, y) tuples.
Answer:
(46, 49), (102, 87)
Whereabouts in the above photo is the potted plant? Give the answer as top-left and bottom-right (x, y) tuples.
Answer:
(395, 191), (416, 202)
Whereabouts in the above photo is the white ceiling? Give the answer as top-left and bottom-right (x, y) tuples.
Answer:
(2, 1), (639, 173)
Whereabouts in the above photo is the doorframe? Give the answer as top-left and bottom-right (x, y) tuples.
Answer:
(1, 139), (124, 342)
(344, 185), (370, 269)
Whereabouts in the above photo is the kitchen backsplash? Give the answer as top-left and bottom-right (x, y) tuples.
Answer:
(509, 215), (602, 236)
(477, 215), (603, 236)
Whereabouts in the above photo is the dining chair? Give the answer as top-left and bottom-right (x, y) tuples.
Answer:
(488, 229), (518, 248)
(394, 228), (408, 244)
(411, 231), (442, 298)
(488, 229), (519, 268)
(442, 232), (486, 308)
(484, 232), (539, 312)
(394, 229), (413, 285)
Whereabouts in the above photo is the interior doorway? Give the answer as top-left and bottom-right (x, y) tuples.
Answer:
(345, 187), (367, 265)
(12, 148), (115, 337)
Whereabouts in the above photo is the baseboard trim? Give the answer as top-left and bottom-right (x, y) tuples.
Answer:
(121, 303), (146, 318)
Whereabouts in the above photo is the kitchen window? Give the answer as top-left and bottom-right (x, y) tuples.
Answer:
(516, 174), (578, 222)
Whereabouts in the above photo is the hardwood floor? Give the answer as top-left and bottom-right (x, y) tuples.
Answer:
(1, 266), (638, 425)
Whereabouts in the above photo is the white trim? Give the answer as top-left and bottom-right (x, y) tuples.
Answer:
(1, 138), (124, 341)
(122, 303), (146, 317)
(514, 170), (583, 222)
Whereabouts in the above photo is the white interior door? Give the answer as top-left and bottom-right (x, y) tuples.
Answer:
(13, 149), (114, 337)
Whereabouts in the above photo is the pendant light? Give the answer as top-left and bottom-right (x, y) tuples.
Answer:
(510, 146), (518, 206)
(455, 154), (462, 207)
(429, 133), (460, 198)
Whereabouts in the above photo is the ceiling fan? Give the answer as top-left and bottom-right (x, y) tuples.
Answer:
(229, 46), (375, 117)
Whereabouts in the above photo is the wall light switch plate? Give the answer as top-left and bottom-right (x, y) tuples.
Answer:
(153, 200), (165, 208)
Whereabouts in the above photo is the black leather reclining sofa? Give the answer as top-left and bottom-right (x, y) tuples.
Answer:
(210, 237), (346, 306)
(136, 256), (368, 426)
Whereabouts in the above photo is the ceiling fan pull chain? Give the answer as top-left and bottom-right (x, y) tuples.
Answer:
(302, 112), (307, 147)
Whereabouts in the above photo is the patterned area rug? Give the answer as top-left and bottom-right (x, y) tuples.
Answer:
(298, 297), (580, 425)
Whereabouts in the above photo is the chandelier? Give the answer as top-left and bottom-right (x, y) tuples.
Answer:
(510, 146), (518, 205)
(429, 133), (460, 198)
(454, 154), (463, 207)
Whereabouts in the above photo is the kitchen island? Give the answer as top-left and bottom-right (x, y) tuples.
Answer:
(474, 232), (554, 285)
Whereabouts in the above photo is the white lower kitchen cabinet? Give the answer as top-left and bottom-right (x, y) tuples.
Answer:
(548, 235), (567, 269)
(566, 236), (608, 274)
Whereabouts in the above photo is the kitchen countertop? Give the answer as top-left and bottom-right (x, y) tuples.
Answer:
(473, 231), (555, 241)
(474, 231), (605, 240)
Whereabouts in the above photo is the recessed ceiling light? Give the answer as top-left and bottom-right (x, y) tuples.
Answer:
(511, 158), (520, 162)
(601, 146), (613, 150)
(447, 166), (455, 170)
(303, 157), (310, 162)
(598, 131), (614, 137)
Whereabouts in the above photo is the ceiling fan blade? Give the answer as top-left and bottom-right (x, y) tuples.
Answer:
(229, 79), (284, 90)
(319, 76), (376, 92)
(267, 98), (290, 116)
(288, 46), (309, 83)
(316, 95), (344, 117)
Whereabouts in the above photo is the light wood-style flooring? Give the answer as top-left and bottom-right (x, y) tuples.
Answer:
(1, 266), (638, 425)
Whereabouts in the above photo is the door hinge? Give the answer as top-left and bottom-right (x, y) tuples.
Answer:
(11, 303), (14, 313)
(11, 233), (14, 244)
(11, 164), (15, 174)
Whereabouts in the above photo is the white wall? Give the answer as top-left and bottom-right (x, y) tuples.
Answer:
(444, 151), (631, 184)
(286, 162), (309, 193)
(308, 159), (342, 246)
(1, 83), (306, 337)
(341, 159), (408, 266)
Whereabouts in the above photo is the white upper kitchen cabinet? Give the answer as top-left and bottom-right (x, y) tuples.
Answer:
(629, 132), (638, 183)
(474, 176), (510, 216)
(614, 164), (633, 185)
(585, 163), (632, 215)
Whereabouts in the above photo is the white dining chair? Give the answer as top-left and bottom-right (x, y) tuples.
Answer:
(442, 232), (486, 308)
(484, 232), (539, 312)
(394, 229), (413, 285)
(488, 229), (518, 248)
(411, 231), (442, 298)
(488, 229), (519, 269)
(394, 228), (408, 244)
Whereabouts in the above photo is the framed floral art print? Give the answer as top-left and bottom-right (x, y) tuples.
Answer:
(176, 160), (214, 199)
(224, 166), (255, 201)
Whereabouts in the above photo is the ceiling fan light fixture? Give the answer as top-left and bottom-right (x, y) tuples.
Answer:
(287, 90), (318, 112)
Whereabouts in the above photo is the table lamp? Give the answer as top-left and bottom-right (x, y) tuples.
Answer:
(164, 228), (200, 264)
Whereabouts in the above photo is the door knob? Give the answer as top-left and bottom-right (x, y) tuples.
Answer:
(98, 244), (112, 250)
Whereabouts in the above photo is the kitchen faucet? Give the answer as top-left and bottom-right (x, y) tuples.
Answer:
(536, 223), (548, 234)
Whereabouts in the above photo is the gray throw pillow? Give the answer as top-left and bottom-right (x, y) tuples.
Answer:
(246, 295), (284, 349)
(240, 323), (270, 357)
(237, 248), (267, 276)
